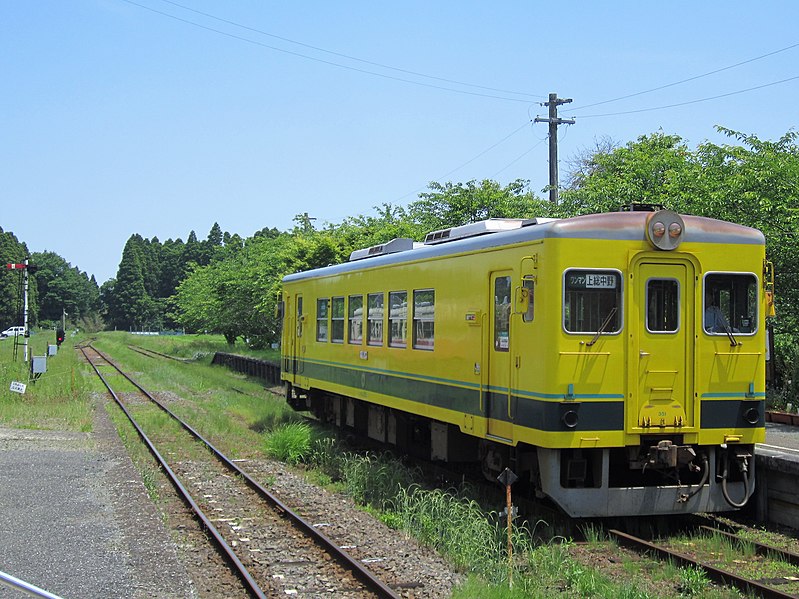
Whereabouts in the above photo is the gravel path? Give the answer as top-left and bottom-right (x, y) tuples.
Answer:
(0, 398), (194, 599)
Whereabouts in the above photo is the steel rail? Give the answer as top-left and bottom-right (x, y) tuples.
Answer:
(608, 528), (798, 599)
(699, 525), (799, 568)
(127, 345), (189, 362)
(80, 346), (268, 599)
(87, 344), (400, 599)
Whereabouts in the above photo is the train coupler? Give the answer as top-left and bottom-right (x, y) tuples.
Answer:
(646, 440), (696, 470)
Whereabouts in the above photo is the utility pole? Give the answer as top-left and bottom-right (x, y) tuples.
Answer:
(534, 93), (575, 204)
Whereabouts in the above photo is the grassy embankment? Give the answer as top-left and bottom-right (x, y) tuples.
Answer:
(0, 330), (94, 431)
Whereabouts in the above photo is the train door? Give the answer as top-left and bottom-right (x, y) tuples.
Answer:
(288, 294), (305, 381)
(487, 271), (514, 440)
(632, 261), (695, 431)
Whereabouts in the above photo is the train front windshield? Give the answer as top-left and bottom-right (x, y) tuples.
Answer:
(703, 273), (757, 335)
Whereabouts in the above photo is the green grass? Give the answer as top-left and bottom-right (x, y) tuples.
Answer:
(263, 421), (312, 464)
(0, 330), (94, 431)
(91, 332), (296, 458)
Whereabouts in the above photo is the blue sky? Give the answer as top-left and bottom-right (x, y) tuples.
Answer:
(2, 1), (798, 283)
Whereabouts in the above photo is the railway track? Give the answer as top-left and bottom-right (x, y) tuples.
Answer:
(608, 526), (799, 598)
(80, 343), (400, 598)
(127, 344), (190, 362)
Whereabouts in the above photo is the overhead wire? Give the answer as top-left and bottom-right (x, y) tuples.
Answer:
(155, 0), (544, 100)
(118, 0), (538, 103)
(491, 136), (547, 178)
(570, 74), (799, 118)
(570, 41), (799, 112)
(391, 120), (533, 203)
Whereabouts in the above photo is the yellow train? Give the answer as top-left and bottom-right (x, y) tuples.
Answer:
(281, 208), (771, 517)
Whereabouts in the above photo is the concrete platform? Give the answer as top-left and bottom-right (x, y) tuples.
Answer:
(754, 422), (799, 529)
(0, 402), (194, 599)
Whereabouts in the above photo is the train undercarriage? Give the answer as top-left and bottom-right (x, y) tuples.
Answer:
(287, 384), (755, 518)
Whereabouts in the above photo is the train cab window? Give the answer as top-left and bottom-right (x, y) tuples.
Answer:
(413, 289), (435, 350)
(646, 279), (679, 333)
(494, 276), (511, 351)
(316, 298), (329, 342)
(348, 294), (364, 344)
(367, 293), (384, 346)
(563, 269), (622, 334)
(704, 273), (757, 335)
(331, 296), (345, 343)
(389, 291), (408, 348)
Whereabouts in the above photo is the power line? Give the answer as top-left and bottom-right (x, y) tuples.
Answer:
(491, 137), (547, 178)
(571, 41), (799, 112)
(156, 0), (544, 100)
(570, 74), (799, 118)
(391, 120), (533, 203)
(117, 0), (538, 103)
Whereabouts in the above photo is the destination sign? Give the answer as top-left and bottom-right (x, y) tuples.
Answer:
(567, 271), (618, 290)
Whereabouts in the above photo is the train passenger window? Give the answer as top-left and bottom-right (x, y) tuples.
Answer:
(367, 293), (384, 346)
(646, 279), (679, 333)
(316, 298), (329, 342)
(413, 289), (435, 350)
(704, 273), (757, 335)
(331, 297), (345, 343)
(389, 291), (407, 348)
(348, 295), (363, 344)
(563, 269), (622, 334)
(494, 276), (511, 351)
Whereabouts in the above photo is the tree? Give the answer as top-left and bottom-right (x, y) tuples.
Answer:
(107, 236), (158, 330)
(0, 228), (37, 328)
(409, 179), (549, 231)
(558, 132), (693, 216)
(31, 251), (100, 324)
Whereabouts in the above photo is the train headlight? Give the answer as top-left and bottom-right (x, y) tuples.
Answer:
(744, 407), (760, 425)
(646, 210), (685, 251)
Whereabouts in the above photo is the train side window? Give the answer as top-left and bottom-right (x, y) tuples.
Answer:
(367, 292), (384, 346)
(646, 279), (679, 333)
(331, 296), (345, 343)
(296, 296), (304, 337)
(413, 289), (435, 350)
(563, 269), (622, 334)
(522, 278), (535, 323)
(348, 294), (364, 344)
(704, 273), (757, 335)
(316, 298), (329, 342)
(389, 291), (407, 348)
(494, 276), (511, 351)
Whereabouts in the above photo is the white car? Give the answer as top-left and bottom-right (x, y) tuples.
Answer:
(0, 326), (26, 338)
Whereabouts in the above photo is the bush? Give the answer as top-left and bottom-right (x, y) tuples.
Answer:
(263, 422), (311, 464)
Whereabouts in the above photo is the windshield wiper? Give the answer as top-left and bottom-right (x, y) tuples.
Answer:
(587, 307), (618, 346)
(719, 313), (739, 347)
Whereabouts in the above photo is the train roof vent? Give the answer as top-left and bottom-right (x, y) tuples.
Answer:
(349, 238), (422, 261)
(424, 218), (539, 245)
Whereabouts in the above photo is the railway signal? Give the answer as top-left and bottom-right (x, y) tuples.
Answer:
(5, 260), (32, 362)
